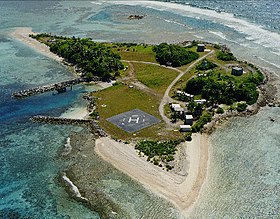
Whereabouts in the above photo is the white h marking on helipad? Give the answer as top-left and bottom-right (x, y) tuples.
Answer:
(128, 115), (140, 123)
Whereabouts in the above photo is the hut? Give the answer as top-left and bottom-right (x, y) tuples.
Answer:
(231, 67), (243, 76)
(197, 44), (205, 52)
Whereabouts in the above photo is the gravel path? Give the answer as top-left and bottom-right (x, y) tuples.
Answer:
(158, 50), (215, 126)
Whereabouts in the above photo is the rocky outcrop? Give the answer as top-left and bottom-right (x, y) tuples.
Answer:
(128, 15), (145, 20)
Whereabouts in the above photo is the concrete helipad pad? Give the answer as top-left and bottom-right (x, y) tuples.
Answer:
(106, 109), (160, 133)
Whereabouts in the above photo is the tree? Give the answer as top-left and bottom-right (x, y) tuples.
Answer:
(153, 43), (199, 67)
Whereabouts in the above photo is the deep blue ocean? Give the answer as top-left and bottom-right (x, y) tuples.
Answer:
(0, 1), (279, 218)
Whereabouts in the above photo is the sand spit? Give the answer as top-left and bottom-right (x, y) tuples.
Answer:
(9, 27), (63, 62)
(95, 134), (209, 216)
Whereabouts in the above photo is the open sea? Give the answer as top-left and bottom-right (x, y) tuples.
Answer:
(0, 1), (279, 218)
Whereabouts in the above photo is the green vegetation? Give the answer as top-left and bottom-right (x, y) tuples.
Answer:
(185, 70), (263, 105)
(31, 34), (124, 80)
(89, 111), (99, 119)
(187, 101), (204, 119)
(133, 63), (179, 94)
(153, 43), (199, 67)
(236, 102), (247, 112)
(191, 113), (212, 133)
(185, 132), (192, 141)
(109, 43), (157, 62)
(135, 140), (181, 170)
(217, 51), (237, 61)
(196, 59), (217, 70)
(216, 107), (224, 114)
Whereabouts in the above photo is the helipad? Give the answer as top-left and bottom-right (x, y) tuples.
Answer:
(106, 109), (160, 133)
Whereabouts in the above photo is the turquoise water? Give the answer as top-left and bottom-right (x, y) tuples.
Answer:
(189, 107), (280, 218)
(0, 1), (279, 218)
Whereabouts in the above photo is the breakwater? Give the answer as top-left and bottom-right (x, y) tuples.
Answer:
(12, 78), (86, 98)
(31, 115), (106, 137)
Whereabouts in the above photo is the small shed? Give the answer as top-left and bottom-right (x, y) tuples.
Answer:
(185, 115), (193, 125)
(231, 67), (243, 76)
(197, 44), (205, 52)
(180, 125), (191, 132)
(171, 103), (181, 110)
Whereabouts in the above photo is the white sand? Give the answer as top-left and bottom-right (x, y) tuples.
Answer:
(59, 107), (89, 120)
(95, 134), (209, 216)
(9, 27), (63, 62)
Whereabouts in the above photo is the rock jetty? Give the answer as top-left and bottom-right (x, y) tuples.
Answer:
(12, 78), (86, 98)
(31, 115), (106, 137)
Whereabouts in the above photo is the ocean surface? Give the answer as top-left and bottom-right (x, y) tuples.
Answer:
(0, 1), (279, 218)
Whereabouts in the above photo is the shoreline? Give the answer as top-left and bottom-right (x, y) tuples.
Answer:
(10, 27), (114, 120)
(9, 27), (63, 62)
(94, 134), (209, 216)
(11, 27), (279, 217)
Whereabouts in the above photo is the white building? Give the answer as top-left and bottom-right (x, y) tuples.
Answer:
(185, 115), (193, 125)
(171, 103), (181, 110)
(180, 125), (191, 132)
(194, 99), (207, 104)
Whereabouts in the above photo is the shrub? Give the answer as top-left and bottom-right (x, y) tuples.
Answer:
(236, 103), (247, 112)
(214, 44), (221, 49)
(216, 107), (224, 114)
(185, 132), (192, 141)
(135, 140), (180, 169)
(89, 111), (99, 119)
(191, 113), (212, 133)
(217, 51), (237, 61)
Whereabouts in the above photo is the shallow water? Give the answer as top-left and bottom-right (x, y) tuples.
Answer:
(0, 0), (279, 218)
(188, 107), (280, 218)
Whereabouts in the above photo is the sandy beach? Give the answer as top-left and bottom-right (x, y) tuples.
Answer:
(9, 27), (63, 62)
(59, 107), (89, 120)
(95, 134), (209, 216)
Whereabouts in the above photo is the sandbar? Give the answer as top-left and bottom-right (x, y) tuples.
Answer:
(9, 27), (63, 62)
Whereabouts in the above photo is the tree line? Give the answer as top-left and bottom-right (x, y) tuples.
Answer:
(31, 34), (124, 81)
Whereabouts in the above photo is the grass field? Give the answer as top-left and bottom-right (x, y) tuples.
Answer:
(110, 44), (157, 63)
(94, 83), (183, 140)
(133, 63), (179, 95)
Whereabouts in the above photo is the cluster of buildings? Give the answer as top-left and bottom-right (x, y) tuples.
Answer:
(170, 99), (206, 132)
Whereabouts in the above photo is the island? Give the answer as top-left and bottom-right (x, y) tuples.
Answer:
(11, 28), (276, 218)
